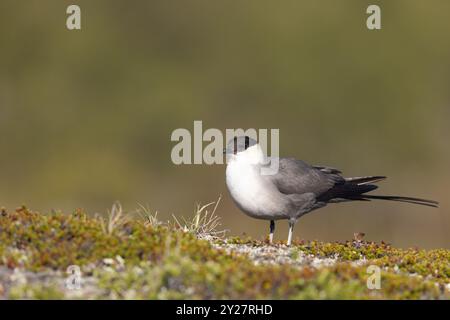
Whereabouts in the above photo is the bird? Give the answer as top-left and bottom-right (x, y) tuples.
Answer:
(224, 136), (439, 246)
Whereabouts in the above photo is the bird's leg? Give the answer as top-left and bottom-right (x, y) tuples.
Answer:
(287, 219), (296, 246)
(269, 220), (275, 244)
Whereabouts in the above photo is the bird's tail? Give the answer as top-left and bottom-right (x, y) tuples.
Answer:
(325, 175), (439, 208)
(356, 194), (439, 208)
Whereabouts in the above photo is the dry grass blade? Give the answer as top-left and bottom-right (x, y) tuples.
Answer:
(173, 195), (226, 239)
(136, 203), (161, 228)
(98, 202), (129, 235)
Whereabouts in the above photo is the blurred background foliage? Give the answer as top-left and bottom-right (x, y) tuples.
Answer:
(0, 0), (449, 248)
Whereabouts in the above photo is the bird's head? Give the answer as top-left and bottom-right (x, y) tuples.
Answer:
(224, 136), (263, 164)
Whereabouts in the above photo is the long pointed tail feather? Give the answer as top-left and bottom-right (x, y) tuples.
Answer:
(360, 195), (439, 208)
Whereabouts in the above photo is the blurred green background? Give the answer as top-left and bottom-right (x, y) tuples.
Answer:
(1, 1), (449, 248)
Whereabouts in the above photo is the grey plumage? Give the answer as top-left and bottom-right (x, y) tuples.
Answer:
(225, 136), (439, 245)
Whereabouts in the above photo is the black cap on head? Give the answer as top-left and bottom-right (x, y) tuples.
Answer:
(224, 136), (257, 155)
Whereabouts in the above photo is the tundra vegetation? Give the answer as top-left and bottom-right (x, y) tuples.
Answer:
(0, 200), (448, 299)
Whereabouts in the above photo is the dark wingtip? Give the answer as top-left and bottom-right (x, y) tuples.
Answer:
(346, 176), (387, 185)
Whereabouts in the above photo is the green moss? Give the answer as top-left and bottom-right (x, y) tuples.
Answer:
(9, 284), (65, 300)
(0, 206), (235, 272)
(0, 207), (448, 299)
(295, 240), (450, 283)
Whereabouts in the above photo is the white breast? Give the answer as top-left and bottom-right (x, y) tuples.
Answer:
(226, 160), (287, 220)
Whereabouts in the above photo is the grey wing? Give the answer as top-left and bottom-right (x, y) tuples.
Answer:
(266, 157), (345, 196)
(312, 165), (342, 174)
